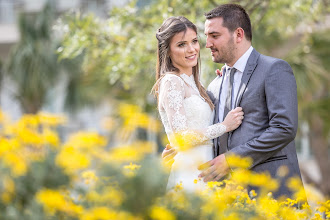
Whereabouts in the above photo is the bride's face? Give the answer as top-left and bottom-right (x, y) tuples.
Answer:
(169, 28), (200, 75)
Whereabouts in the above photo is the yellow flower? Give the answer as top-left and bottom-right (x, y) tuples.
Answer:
(150, 206), (176, 220)
(104, 141), (154, 163)
(118, 103), (161, 136)
(207, 181), (222, 189)
(258, 196), (280, 218)
(0, 139), (19, 156)
(312, 213), (323, 220)
(249, 190), (257, 198)
(82, 170), (98, 185)
(2, 152), (27, 176)
(86, 187), (124, 207)
(222, 213), (240, 220)
(18, 115), (39, 128)
(1, 176), (15, 204)
(17, 127), (43, 147)
(65, 132), (107, 150)
(286, 176), (307, 201)
(37, 112), (67, 127)
(123, 162), (141, 177)
(42, 128), (60, 148)
(123, 162), (141, 171)
(56, 146), (90, 174)
(36, 189), (83, 216)
(276, 165), (289, 177)
(81, 207), (135, 220)
(174, 182), (183, 191)
(225, 154), (252, 169)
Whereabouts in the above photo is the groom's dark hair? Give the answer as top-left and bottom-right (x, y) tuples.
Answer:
(205, 4), (252, 41)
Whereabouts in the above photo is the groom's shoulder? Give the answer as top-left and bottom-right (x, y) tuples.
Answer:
(257, 52), (290, 67)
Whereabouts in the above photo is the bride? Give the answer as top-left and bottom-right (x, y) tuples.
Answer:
(152, 16), (243, 192)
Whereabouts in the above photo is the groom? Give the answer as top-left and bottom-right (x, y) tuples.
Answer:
(163, 4), (304, 198)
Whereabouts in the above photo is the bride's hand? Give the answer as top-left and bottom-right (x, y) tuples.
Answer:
(162, 144), (177, 167)
(222, 107), (244, 132)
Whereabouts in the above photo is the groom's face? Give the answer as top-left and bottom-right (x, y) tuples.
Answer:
(204, 17), (236, 65)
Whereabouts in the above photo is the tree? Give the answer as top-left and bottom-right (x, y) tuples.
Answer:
(58, 0), (330, 196)
(5, 2), (59, 114)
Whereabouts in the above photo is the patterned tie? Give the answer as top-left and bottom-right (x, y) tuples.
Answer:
(218, 67), (236, 154)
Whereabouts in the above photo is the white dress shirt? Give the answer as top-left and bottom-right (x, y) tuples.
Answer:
(218, 46), (254, 122)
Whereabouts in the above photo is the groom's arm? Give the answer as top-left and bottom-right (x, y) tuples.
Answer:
(227, 59), (298, 168)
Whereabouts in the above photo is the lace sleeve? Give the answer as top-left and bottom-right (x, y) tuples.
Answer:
(159, 75), (188, 132)
(159, 75), (227, 147)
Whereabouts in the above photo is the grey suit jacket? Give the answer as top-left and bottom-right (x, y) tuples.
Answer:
(207, 49), (303, 198)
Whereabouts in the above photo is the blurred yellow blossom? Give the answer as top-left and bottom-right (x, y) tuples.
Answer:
(103, 141), (154, 163)
(17, 126), (43, 146)
(231, 169), (279, 192)
(56, 146), (90, 174)
(1, 176), (15, 204)
(124, 162), (141, 171)
(226, 154), (252, 169)
(118, 103), (160, 138)
(37, 112), (67, 127)
(249, 190), (257, 198)
(276, 165), (289, 177)
(0, 110), (329, 220)
(287, 176), (307, 202)
(36, 189), (83, 216)
(42, 127), (60, 147)
(123, 162), (141, 177)
(207, 181), (223, 189)
(150, 206), (176, 220)
(174, 182), (183, 192)
(81, 207), (135, 220)
(82, 170), (98, 185)
(65, 132), (107, 150)
(86, 187), (124, 207)
(1, 152), (27, 176)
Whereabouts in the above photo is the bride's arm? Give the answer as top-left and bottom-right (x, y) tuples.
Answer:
(159, 75), (243, 147)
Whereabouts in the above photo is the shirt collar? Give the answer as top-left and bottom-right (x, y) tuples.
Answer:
(225, 46), (253, 73)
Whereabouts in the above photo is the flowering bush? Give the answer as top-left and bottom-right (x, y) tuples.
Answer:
(0, 109), (329, 220)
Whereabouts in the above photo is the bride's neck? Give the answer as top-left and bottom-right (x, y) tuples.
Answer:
(178, 68), (193, 76)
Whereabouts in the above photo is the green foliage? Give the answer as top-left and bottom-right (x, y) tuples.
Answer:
(5, 2), (58, 114)
(58, 0), (329, 101)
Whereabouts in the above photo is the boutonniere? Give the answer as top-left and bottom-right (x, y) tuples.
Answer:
(215, 66), (226, 77)
(215, 69), (222, 77)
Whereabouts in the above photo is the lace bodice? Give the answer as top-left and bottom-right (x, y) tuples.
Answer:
(158, 73), (227, 148)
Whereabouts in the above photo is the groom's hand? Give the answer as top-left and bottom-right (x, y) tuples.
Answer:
(198, 154), (230, 182)
(162, 144), (177, 167)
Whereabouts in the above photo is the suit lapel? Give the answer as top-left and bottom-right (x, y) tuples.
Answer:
(235, 49), (260, 107)
(213, 76), (224, 124)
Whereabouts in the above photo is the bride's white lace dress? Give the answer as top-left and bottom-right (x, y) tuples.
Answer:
(158, 73), (227, 192)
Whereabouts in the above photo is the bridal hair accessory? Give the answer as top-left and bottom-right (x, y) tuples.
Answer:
(156, 28), (162, 41)
(156, 33), (161, 41)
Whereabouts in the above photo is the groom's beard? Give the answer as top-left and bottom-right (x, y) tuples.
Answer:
(211, 37), (235, 64)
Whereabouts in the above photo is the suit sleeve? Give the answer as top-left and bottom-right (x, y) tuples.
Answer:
(226, 60), (298, 168)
